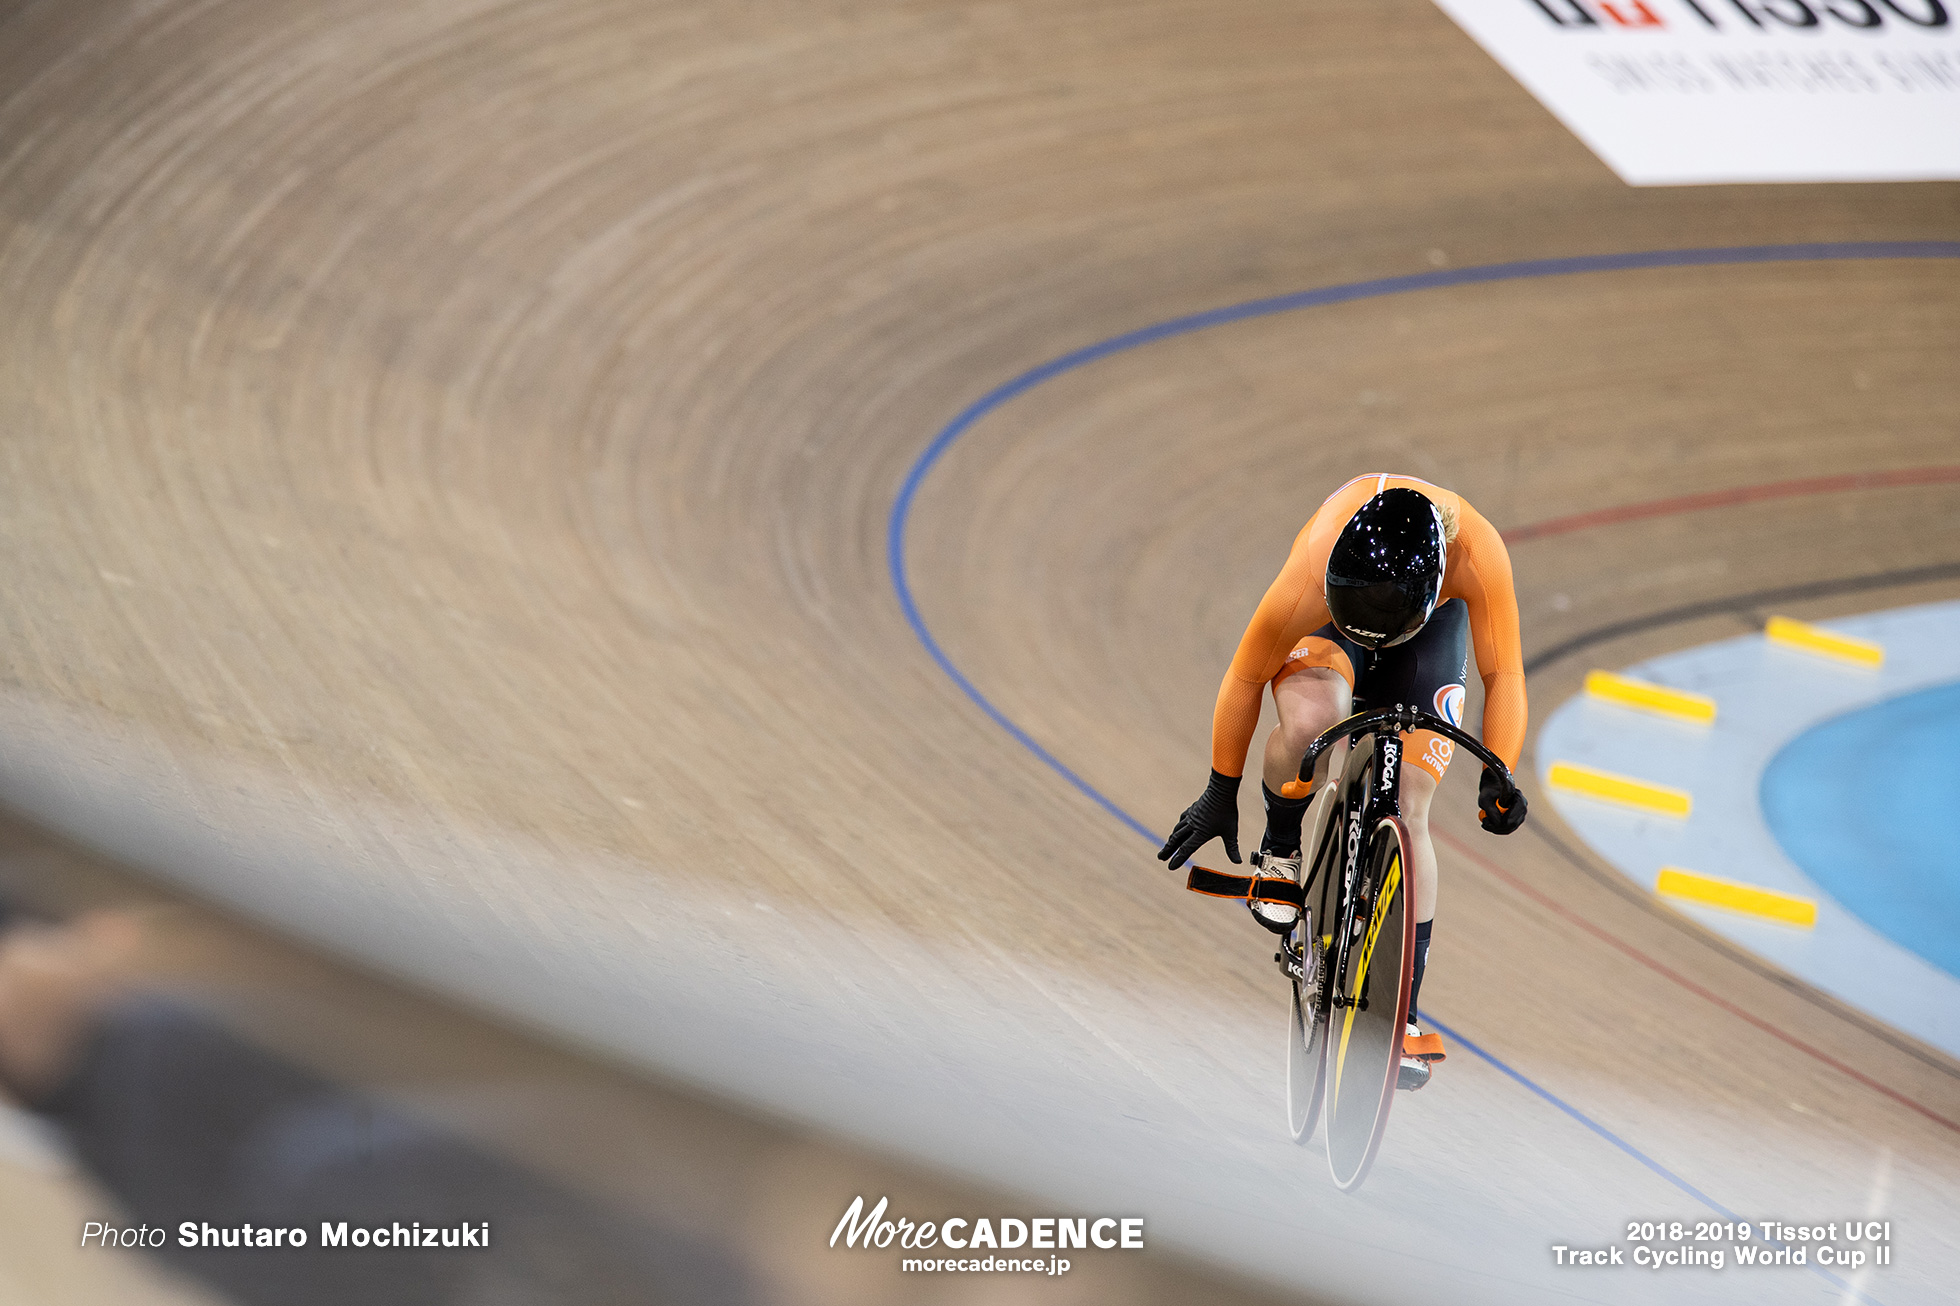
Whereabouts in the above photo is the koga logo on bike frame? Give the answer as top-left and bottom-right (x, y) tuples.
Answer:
(1380, 738), (1400, 796)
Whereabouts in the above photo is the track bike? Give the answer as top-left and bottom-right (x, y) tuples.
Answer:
(1186, 704), (1516, 1191)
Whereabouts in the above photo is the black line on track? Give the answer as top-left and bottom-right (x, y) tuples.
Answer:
(1522, 560), (1960, 1083)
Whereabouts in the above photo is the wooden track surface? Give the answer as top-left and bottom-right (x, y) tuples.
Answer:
(0, 0), (1956, 1301)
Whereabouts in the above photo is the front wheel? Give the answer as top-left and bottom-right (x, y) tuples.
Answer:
(1285, 784), (1342, 1143)
(1286, 962), (1329, 1143)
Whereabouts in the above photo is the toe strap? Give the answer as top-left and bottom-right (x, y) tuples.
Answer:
(1403, 1030), (1447, 1062)
(1185, 865), (1304, 908)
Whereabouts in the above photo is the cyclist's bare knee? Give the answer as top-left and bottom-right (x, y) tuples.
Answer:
(1266, 668), (1352, 791)
(1275, 668), (1350, 753)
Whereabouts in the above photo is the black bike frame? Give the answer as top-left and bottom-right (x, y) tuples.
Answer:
(1287, 705), (1513, 1013)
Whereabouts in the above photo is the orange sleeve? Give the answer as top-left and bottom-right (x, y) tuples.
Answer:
(1209, 520), (1331, 776)
(1448, 504), (1527, 771)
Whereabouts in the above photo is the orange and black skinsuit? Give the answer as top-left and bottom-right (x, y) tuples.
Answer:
(1211, 473), (1527, 788)
(1163, 474), (1524, 1066)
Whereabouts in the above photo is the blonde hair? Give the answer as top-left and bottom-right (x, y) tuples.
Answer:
(1437, 501), (1460, 546)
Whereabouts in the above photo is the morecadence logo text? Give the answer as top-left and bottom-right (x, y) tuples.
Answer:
(830, 1195), (1143, 1272)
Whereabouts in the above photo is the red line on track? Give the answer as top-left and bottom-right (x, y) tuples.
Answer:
(1503, 465), (1960, 544)
(1437, 828), (1960, 1136)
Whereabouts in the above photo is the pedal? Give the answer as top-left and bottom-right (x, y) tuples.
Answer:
(1397, 1058), (1431, 1092)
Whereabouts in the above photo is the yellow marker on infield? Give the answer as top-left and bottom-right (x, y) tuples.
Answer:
(1546, 762), (1692, 818)
(1584, 671), (1717, 725)
(1656, 867), (1818, 928)
(1765, 615), (1884, 669)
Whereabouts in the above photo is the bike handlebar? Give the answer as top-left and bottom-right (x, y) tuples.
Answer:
(1297, 705), (1513, 788)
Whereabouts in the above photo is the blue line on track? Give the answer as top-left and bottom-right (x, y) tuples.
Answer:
(1429, 1016), (1737, 1215)
(888, 242), (1954, 1301)
(1433, 1017), (1875, 1299)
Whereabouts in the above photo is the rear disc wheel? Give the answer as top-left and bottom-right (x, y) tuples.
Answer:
(1322, 816), (1414, 1192)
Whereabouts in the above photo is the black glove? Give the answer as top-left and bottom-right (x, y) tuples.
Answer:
(1158, 770), (1242, 869)
(1478, 766), (1527, 835)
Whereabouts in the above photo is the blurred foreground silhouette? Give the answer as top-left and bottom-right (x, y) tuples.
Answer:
(0, 908), (752, 1306)
(0, 824), (1303, 1306)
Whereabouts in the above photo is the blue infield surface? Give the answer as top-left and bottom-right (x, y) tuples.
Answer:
(1540, 599), (1960, 1059)
(1764, 681), (1960, 982)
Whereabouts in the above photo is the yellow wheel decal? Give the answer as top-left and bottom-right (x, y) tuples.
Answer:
(1330, 846), (1402, 1120)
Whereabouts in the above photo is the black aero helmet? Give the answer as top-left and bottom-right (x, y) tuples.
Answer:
(1325, 487), (1446, 649)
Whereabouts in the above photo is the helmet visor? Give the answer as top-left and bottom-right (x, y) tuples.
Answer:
(1325, 574), (1440, 650)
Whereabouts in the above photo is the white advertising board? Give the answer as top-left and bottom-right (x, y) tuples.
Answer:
(1430, 0), (1960, 184)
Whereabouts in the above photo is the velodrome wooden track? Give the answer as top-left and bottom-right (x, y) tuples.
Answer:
(1, 0), (1957, 1302)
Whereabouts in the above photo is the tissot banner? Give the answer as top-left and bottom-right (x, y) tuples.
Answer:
(1431, 0), (1960, 184)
